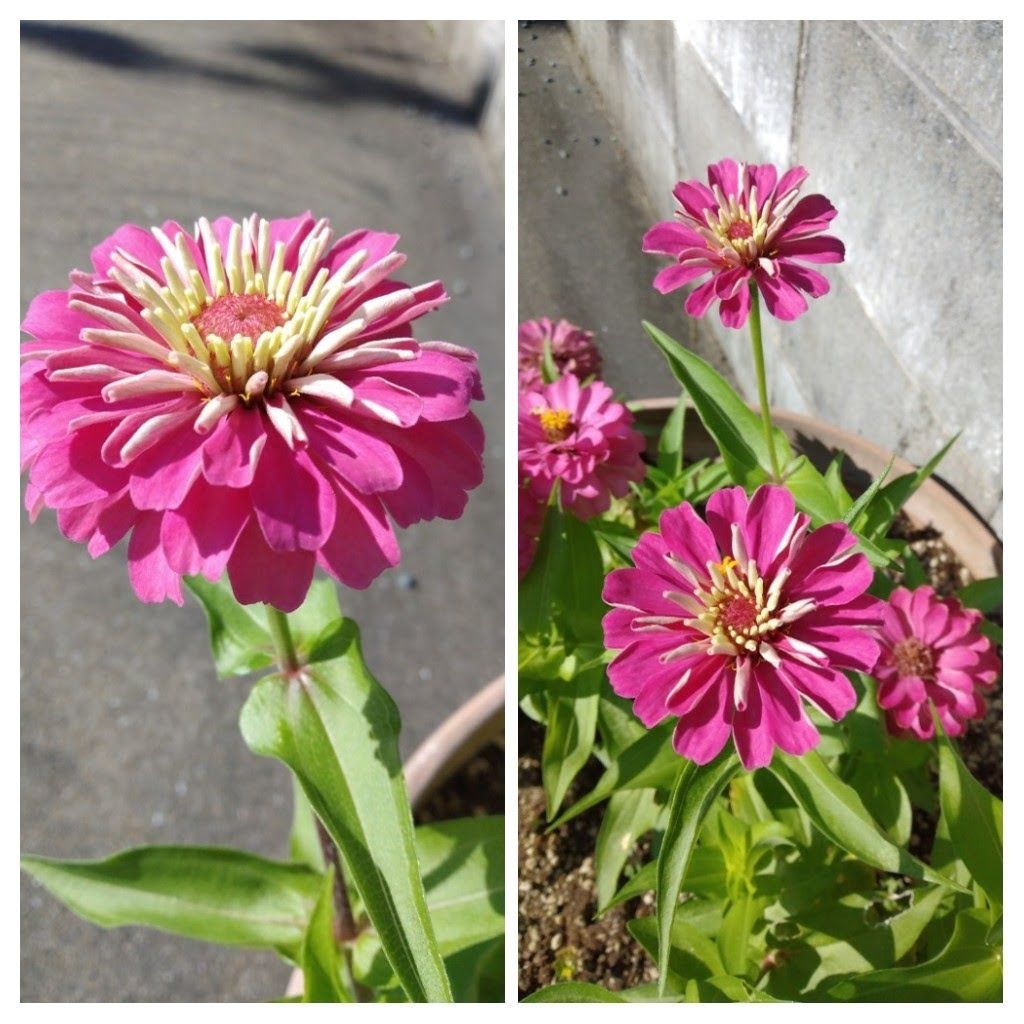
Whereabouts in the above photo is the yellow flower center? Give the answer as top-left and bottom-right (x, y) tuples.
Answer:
(536, 407), (573, 443)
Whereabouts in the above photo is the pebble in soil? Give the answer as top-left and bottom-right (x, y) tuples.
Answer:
(518, 718), (657, 999)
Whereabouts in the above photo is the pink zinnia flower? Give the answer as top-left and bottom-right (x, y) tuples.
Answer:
(602, 485), (881, 770)
(517, 317), (602, 390)
(22, 214), (484, 612)
(518, 374), (645, 521)
(643, 159), (844, 328)
(518, 483), (546, 581)
(875, 586), (1000, 740)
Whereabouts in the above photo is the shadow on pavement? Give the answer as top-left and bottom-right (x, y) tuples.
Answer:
(21, 21), (489, 126)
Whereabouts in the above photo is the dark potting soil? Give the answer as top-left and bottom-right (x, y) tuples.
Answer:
(415, 738), (505, 824)
(518, 715), (657, 999)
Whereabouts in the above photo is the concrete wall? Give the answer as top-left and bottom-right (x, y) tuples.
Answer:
(570, 20), (1002, 532)
(433, 19), (504, 180)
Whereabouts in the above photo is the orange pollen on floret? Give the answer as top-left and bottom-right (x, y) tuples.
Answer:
(535, 407), (574, 443)
(193, 293), (287, 343)
(892, 637), (935, 679)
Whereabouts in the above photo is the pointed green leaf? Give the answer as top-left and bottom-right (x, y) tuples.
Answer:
(602, 845), (727, 914)
(955, 577), (1002, 615)
(643, 321), (789, 485)
(563, 513), (606, 643)
(184, 576), (275, 677)
(186, 576), (346, 676)
(238, 620), (451, 1002)
(21, 846), (321, 960)
(784, 456), (846, 526)
(656, 752), (740, 994)
(844, 455), (895, 526)
(824, 454), (854, 512)
(594, 788), (660, 909)
(548, 722), (682, 830)
(543, 690), (600, 817)
(770, 751), (965, 890)
(657, 392), (687, 476)
(299, 868), (353, 1002)
(859, 435), (959, 540)
(352, 816), (503, 991)
(826, 908), (1001, 1002)
(522, 982), (628, 1002)
(289, 776), (326, 872)
(717, 892), (762, 976)
(629, 908), (726, 988)
(937, 728), (1002, 906)
(771, 886), (947, 997)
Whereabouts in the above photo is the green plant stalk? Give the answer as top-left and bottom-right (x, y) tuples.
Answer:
(265, 605), (300, 673)
(747, 282), (782, 482)
(263, 603), (365, 1000)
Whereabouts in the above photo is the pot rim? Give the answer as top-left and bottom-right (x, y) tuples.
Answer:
(630, 399), (1001, 580)
(405, 675), (505, 811)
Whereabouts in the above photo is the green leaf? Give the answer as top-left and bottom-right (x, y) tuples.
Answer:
(859, 435), (959, 540)
(289, 776), (326, 872)
(844, 456), (895, 527)
(603, 846), (727, 914)
(590, 518), (640, 562)
(657, 392), (687, 476)
(643, 321), (789, 485)
(540, 336), (560, 384)
(770, 751), (964, 890)
(596, 691), (648, 758)
(824, 454), (854, 512)
(956, 577), (1002, 615)
(784, 456), (846, 527)
(184, 575), (275, 677)
(543, 691), (600, 818)
(902, 549), (929, 588)
(656, 752), (741, 994)
(20, 846), (321, 961)
(185, 576), (347, 676)
(563, 513), (606, 643)
(685, 976), (784, 1002)
(519, 507), (604, 647)
(594, 788), (660, 910)
(937, 728), (1002, 906)
(285, 577), (347, 662)
(352, 816), (503, 991)
(299, 869), (352, 1001)
(445, 938), (503, 1003)
(522, 982), (628, 1002)
(628, 912), (726, 988)
(548, 722), (683, 829)
(826, 908), (1001, 1002)
(518, 503), (567, 641)
(238, 620), (451, 1002)
(771, 886), (948, 997)
(717, 893), (761, 976)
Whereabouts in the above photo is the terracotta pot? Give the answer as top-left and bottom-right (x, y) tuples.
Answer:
(630, 399), (1001, 580)
(286, 676), (505, 999)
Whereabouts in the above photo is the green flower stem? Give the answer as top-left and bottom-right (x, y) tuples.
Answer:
(263, 603), (365, 1000)
(265, 605), (300, 673)
(747, 282), (782, 482)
